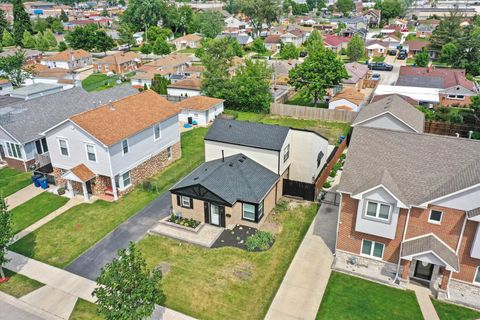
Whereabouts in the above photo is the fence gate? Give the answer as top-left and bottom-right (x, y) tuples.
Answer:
(283, 179), (315, 201)
(319, 191), (340, 206)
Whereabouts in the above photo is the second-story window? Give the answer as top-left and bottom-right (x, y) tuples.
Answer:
(153, 123), (161, 140)
(122, 139), (129, 155)
(283, 144), (290, 163)
(86, 144), (96, 162)
(365, 201), (391, 221)
(58, 139), (69, 156)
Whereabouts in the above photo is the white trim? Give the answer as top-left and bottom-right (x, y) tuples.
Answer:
(401, 250), (456, 271)
(352, 184), (408, 208)
(181, 195), (191, 208)
(242, 203), (256, 222)
(365, 200), (391, 221)
(84, 143), (97, 162)
(57, 138), (70, 157)
(153, 123), (162, 141)
(404, 233), (457, 254)
(420, 183), (480, 207)
(0, 125), (22, 144)
(474, 266), (480, 284)
(352, 111), (421, 133)
(428, 209), (443, 225)
(360, 239), (385, 260)
(40, 118), (71, 136)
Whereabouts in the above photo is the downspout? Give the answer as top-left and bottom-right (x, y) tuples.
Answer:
(106, 146), (118, 201)
(334, 192), (343, 256)
(446, 213), (469, 299)
(394, 207), (412, 284)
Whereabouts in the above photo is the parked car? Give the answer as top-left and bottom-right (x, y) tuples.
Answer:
(368, 62), (394, 71)
(397, 50), (407, 60)
(371, 73), (381, 81)
(388, 49), (397, 56)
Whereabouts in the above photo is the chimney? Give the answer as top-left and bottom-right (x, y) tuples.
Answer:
(109, 100), (115, 111)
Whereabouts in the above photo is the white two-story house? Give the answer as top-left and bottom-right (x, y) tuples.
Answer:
(42, 90), (181, 201)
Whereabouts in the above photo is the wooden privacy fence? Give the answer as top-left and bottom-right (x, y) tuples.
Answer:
(270, 103), (358, 123)
(424, 120), (480, 138)
(314, 137), (348, 199)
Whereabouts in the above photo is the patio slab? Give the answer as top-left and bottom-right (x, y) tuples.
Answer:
(149, 222), (223, 247)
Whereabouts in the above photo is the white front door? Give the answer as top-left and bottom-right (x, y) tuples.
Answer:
(210, 204), (220, 226)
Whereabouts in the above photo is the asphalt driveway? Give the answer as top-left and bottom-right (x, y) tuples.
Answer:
(313, 192), (340, 253)
(65, 192), (171, 280)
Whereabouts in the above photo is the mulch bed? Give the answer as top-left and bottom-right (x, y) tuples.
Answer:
(211, 225), (258, 250)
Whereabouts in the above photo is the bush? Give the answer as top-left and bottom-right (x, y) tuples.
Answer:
(323, 181), (332, 189)
(168, 214), (201, 229)
(333, 162), (343, 171)
(472, 131), (480, 140)
(329, 169), (337, 178)
(245, 231), (275, 251)
(57, 187), (65, 195)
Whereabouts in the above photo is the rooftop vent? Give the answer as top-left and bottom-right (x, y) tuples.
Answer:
(229, 163), (234, 167)
(193, 177), (199, 181)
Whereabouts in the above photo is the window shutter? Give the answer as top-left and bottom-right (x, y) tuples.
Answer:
(219, 206), (226, 228)
(204, 202), (210, 223)
(176, 195), (181, 206)
(190, 197), (193, 209)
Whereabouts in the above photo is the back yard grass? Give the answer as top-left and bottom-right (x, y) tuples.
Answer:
(70, 201), (319, 320)
(316, 272), (423, 320)
(225, 110), (350, 144)
(285, 93), (328, 108)
(431, 298), (480, 320)
(0, 168), (31, 197)
(0, 269), (43, 298)
(81, 73), (123, 92)
(9, 128), (208, 268)
(10, 192), (69, 234)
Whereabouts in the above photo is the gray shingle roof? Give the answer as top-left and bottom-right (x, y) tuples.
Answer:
(352, 94), (425, 132)
(11, 83), (63, 96)
(402, 234), (459, 271)
(170, 154), (279, 205)
(396, 75), (444, 88)
(0, 85), (138, 144)
(205, 119), (290, 151)
(339, 126), (480, 206)
(467, 207), (480, 218)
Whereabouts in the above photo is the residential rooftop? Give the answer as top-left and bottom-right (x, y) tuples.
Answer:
(175, 96), (224, 111)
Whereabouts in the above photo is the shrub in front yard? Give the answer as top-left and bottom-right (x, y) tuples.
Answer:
(245, 231), (275, 251)
(323, 181), (332, 189)
(167, 214), (201, 229)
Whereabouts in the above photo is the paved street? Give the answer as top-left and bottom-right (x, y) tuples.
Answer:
(0, 300), (45, 320)
(65, 192), (171, 280)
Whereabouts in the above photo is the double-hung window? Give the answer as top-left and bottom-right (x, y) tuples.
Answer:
(6, 142), (22, 159)
(85, 144), (96, 162)
(283, 144), (290, 163)
(365, 201), (391, 221)
(181, 196), (191, 208)
(122, 171), (131, 188)
(35, 138), (48, 154)
(58, 139), (69, 156)
(361, 239), (384, 259)
(475, 266), (480, 284)
(242, 203), (256, 221)
(122, 139), (129, 155)
(153, 123), (161, 140)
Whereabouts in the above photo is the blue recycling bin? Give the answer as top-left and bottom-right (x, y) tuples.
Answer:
(39, 177), (49, 189)
(32, 174), (42, 187)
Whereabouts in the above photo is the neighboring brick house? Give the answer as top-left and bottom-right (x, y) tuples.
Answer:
(171, 34), (203, 50)
(93, 52), (141, 75)
(362, 9), (381, 28)
(335, 126), (480, 309)
(396, 66), (478, 107)
(264, 34), (282, 52)
(42, 90), (181, 201)
(343, 62), (368, 90)
(404, 40), (438, 59)
(0, 86), (137, 172)
(416, 24), (435, 38)
(175, 96), (224, 126)
(0, 48), (42, 64)
(323, 35), (351, 54)
(41, 49), (93, 70)
(131, 54), (193, 88)
(365, 40), (388, 57)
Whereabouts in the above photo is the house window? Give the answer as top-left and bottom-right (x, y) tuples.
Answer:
(121, 171), (131, 188)
(35, 138), (48, 154)
(365, 201), (391, 221)
(317, 151), (324, 167)
(6, 142), (22, 159)
(447, 94), (465, 100)
(428, 209), (443, 224)
(85, 144), (96, 162)
(475, 266), (480, 284)
(167, 146), (172, 160)
(242, 203), (256, 221)
(122, 139), (129, 155)
(153, 123), (161, 140)
(361, 239), (384, 259)
(58, 139), (69, 156)
(283, 144), (290, 163)
(181, 196), (191, 208)
(257, 200), (264, 220)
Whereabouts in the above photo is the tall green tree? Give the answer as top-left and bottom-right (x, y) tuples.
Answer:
(162, 5), (193, 35)
(307, 0), (326, 11)
(146, 26), (172, 43)
(289, 46), (348, 106)
(0, 197), (12, 280)
(118, 24), (135, 45)
(60, 9), (69, 22)
(335, 0), (354, 16)
(414, 47), (429, 67)
(13, 0), (32, 46)
(440, 42), (457, 65)
(279, 43), (299, 59)
(152, 37), (171, 55)
(121, 0), (166, 32)
(44, 29), (57, 48)
(32, 17), (48, 33)
(346, 34), (364, 61)
(51, 19), (64, 34)
(22, 30), (36, 48)
(93, 242), (165, 320)
(2, 30), (15, 47)
(188, 11), (224, 39)
(251, 37), (267, 54)
(240, 0), (282, 36)
(0, 9), (8, 38)
(150, 74), (170, 94)
(429, 13), (462, 51)
(0, 51), (32, 87)
(305, 30), (323, 53)
(140, 42), (153, 55)
(374, 0), (404, 23)
(65, 24), (98, 51)
(58, 40), (67, 51)
(94, 29), (115, 54)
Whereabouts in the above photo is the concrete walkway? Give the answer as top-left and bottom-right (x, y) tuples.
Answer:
(5, 184), (44, 210)
(20, 286), (78, 320)
(13, 198), (82, 242)
(409, 284), (440, 320)
(149, 222), (223, 247)
(0, 291), (62, 320)
(265, 210), (334, 320)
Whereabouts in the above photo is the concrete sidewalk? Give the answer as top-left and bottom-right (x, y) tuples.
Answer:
(13, 198), (82, 242)
(0, 291), (62, 320)
(5, 184), (44, 210)
(265, 211), (334, 320)
(409, 284), (440, 320)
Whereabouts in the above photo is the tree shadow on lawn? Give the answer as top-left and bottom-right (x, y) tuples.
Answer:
(9, 232), (37, 263)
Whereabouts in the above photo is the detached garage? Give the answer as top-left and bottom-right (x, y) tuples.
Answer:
(176, 96), (224, 126)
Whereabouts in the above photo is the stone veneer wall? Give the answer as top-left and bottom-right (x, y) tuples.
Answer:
(5, 157), (30, 172)
(446, 279), (480, 310)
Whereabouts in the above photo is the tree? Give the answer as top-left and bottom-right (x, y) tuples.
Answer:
(118, 24), (135, 46)
(162, 5), (193, 35)
(227, 37), (243, 57)
(60, 9), (69, 23)
(93, 242), (165, 320)
(51, 19), (64, 34)
(189, 11), (224, 39)
(224, 59), (272, 112)
(307, 0), (326, 11)
(2, 30), (15, 47)
(429, 13), (462, 51)
(0, 9), (8, 38)
(44, 29), (57, 48)
(374, 0), (404, 23)
(289, 47), (348, 106)
(0, 51), (32, 87)
(152, 37), (171, 55)
(140, 42), (152, 57)
(251, 37), (267, 54)
(0, 197), (13, 280)
(58, 40), (67, 51)
(335, 0), (354, 16)
(414, 48), (429, 67)
(32, 17), (48, 33)
(146, 26), (172, 43)
(150, 74), (170, 94)
(65, 24), (98, 51)
(22, 30), (36, 48)
(346, 34), (364, 61)
(94, 29), (115, 54)
(240, 0), (282, 37)
(440, 42), (457, 65)
(35, 33), (50, 52)
(121, 0), (166, 32)
(304, 30), (323, 53)
(279, 43), (299, 59)
(13, 0), (32, 46)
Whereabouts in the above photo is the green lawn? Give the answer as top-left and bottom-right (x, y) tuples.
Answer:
(81, 73), (122, 92)
(372, 56), (386, 62)
(10, 192), (69, 234)
(316, 272), (423, 320)
(285, 93), (328, 108)
(225, 110), (350, 144)
(0, 269), (43, 298)
(9, 128), (208, 268)
(432, 298), (480, 320)
(176, 47), (197, 54)
(0, 168), (31, 198)
(70, 299), (103, 320)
